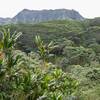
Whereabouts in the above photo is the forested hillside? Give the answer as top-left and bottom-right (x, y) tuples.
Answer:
(0, 18), (100, 100)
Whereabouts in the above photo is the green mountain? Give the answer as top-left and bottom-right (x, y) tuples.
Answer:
(0, 18), (100, 100)
(0, 9), (84, 25)
(1, 18), (99, 53)
(12, 9), (84, 23)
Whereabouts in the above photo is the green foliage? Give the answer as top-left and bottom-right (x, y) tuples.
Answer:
(0, 28), (22, 52)
(63, 46), (96, 66)
(35, 35), (55, 61)
(35, 35), (58, 68)
(0, 29), (79, 100)
(0, 17), (100, 100)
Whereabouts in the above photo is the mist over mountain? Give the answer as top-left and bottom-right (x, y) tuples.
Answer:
(0, 9), (84, 24)
(0, 17), (11, 25)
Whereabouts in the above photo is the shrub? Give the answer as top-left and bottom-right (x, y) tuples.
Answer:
(0, 29), (79, 100)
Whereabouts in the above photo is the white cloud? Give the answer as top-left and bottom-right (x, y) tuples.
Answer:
(0, 0), (100, 18)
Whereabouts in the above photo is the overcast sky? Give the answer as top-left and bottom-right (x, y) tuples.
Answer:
(0, 0), (100, 18)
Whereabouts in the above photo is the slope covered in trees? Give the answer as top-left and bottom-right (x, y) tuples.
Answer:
(0, 18), (100, 100)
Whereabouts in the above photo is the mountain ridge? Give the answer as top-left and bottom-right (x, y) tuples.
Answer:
(0, 9), (84, 25)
